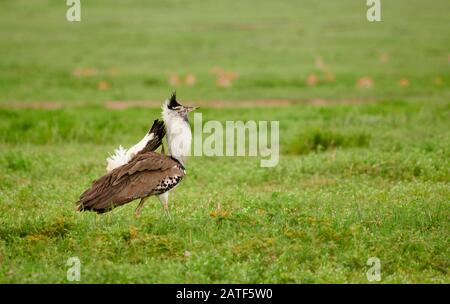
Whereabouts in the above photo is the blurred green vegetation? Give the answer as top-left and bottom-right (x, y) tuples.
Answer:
(0, 0), (448, 104)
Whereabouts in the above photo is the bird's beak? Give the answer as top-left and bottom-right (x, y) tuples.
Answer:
(186, 106), (199, 112)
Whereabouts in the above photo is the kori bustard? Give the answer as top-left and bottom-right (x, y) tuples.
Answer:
(76, 93), (198, 216)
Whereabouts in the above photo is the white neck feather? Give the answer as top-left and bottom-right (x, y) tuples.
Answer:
(162, 102), (192, 166)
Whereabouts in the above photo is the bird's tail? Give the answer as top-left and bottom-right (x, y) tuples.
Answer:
(105, 145), (128, 172)
(106, 119), (166, 172)
(143, 119), (166, 153)
(75, 172), (114, 213)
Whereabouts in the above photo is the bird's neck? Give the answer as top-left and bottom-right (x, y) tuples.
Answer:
(165, 116), (192, 166)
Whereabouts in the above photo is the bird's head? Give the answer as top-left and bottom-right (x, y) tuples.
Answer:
(162, 92), (199, 121)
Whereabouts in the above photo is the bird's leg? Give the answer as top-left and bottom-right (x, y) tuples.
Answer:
(134, 197), (149, 218)
(158, 192), (171, 218)
(161, 141), (165, 155)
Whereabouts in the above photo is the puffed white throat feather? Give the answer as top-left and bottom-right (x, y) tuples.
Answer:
(162, 100), (192, 166)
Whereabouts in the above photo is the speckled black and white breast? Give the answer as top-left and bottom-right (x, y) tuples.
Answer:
(153, 174), (184, 195)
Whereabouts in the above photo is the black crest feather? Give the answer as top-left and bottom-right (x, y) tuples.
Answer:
(168, 92), (181, 109)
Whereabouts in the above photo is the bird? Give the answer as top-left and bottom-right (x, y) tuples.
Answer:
(76, 93), (198, 217)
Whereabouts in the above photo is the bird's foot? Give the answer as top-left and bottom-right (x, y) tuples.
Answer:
(163, 204), (172, 219)
(134, 198), (147, 218)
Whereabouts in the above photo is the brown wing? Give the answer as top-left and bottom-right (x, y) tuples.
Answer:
(77, 152), (185, 213)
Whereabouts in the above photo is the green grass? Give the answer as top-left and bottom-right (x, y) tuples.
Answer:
(0, 0), (449, 283)
(0, 101), (449, 283)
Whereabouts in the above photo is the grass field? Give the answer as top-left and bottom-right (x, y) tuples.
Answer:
(0, 0), (449, 283)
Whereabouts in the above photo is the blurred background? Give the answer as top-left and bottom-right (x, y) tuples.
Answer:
(0, 0), (448, 105)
